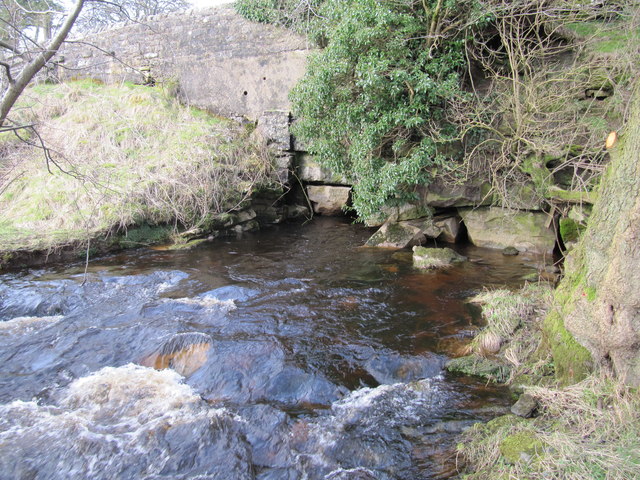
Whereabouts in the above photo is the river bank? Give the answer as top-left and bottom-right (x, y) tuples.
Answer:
(452, 282), (640, 478)
(0, 79), (299, 270)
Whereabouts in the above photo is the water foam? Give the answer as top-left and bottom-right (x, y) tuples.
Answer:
(0, 364), (252, 479)
(0, 315), (63, 335)
(172, 295), (237, 311)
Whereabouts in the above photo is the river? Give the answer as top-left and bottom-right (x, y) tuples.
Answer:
(0, 217), (544, 479)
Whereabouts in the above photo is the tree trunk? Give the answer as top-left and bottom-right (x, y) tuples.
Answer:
(545, 83), (640, 386)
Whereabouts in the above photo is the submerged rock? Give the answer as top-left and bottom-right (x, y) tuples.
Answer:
(412, 246), (467, 269)
(446, 355), (510, 382)
(140, 332), (212, 378)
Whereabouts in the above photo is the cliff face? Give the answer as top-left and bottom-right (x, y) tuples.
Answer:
(547, 84), (640, 386)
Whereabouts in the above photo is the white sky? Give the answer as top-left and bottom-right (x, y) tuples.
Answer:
(190, 0), (233, 8)
(60, 0), (234, 13)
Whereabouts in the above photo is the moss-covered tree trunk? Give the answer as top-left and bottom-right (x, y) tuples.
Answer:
(545, 84), (640, 386)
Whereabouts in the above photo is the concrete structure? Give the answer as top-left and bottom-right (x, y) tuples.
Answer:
(58, 6), (311, 120)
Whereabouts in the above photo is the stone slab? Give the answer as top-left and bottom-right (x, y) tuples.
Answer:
(306, 185), (351, 216)
(459, 207), (556, 255)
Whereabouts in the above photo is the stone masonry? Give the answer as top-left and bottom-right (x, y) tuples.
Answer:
(58, 6), (311, 120)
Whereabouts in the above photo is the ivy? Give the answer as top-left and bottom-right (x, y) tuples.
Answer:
(236, 0), (482, 221)
(289, 0), (477, 221)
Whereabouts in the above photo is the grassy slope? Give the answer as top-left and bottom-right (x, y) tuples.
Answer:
(0, 80), (273, 253)
(452, 284), (640, 479)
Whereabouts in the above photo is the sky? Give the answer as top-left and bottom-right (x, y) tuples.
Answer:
(59, 0), (233, 13)
(190, 0), (233, 8)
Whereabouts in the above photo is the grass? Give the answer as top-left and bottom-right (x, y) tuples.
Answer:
(566, 17), (640, 54)
(453, 284), (640, 479)
(464, 283), (552, 366)
(0, 80), (276, 253)
(447, 283), (555, 383)
(458, 375), (640, 479)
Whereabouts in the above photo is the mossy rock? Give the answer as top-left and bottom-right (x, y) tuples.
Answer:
(464, 414), (525, 439)
(166, 238), (209, 251)
(499, 431), (545, 464)
(559, 217), (585, 245)
(412, 246), (467, 269)
(481, 414), (525, 434)
(446, 355), (510, 382)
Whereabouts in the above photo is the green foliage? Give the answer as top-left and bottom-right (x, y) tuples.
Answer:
(234, 0), (324, 33)
(290, 0), (476, 221)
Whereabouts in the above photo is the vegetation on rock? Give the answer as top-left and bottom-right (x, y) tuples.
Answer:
(459, 375), (640, 479)
(237, 0), (640, 225)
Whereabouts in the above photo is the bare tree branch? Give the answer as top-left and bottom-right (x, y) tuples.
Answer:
(0, 60), (13, 83)
(0, 0), (85, 126)
(0, 39), (21, 54)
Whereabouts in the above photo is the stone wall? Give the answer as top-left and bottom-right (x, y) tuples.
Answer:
(57, 6), (311, 120)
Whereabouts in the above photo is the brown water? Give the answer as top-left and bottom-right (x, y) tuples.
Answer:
(0, 217), (545, 479)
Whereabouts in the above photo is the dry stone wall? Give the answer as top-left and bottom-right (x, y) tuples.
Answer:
(57, 6), (311, 120)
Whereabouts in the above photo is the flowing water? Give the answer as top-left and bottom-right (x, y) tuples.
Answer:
(0, 218), (547, 479)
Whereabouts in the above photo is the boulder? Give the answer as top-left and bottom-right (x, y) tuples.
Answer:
(296, 154), (351, 185)
(510, 393), (538, 418)
(366, 204), (434, 227)
(365, 214), (460, 247)
(306, 185), (351, 215)
(433, 214), (462, 243)
(404, 218), (442, 238)
(365, 221), (425, 249)
(459, 207), (556, 255)
(412, 246), (467, 269)
(417, 178), (492, 208)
